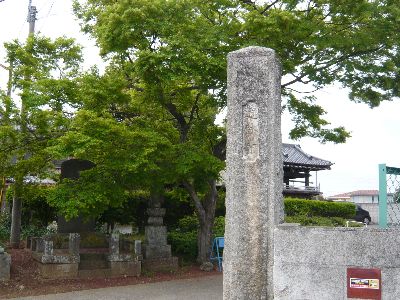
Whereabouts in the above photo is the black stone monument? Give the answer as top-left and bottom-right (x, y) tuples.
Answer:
(57, 159), (96, 233)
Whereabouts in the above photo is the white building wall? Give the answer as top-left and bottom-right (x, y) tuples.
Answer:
(352, 195), (378, 204)
(358, 203), (379, 224)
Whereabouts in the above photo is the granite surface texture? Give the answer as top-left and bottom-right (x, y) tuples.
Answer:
(224, 46), (283, 300)
(274, 226), (400, 300)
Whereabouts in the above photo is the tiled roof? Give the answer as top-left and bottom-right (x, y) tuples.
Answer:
(350, 190), (379, 196)
(329, 192), (351, 199)
(283, 143), (333, 169)
(329, 190), (379, 198)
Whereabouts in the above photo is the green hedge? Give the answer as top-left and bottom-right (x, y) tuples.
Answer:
(284, 198), (356, 219)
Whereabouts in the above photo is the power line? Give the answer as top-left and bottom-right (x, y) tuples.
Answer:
(36, 0), (57, 33)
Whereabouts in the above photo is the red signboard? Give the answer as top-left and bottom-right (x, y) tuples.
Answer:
(347, 268), (381, 300)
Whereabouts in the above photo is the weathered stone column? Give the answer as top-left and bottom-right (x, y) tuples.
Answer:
(224, 47), (284, 300)
(68, 233), (80, 256)
(110, 233), (120, 256)
(0, 247), (10, 281)
(43, 240), (54, 256)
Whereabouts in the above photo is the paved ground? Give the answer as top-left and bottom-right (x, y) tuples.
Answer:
(13, 275), (223, 300)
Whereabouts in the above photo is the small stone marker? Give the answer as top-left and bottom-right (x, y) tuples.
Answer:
(224, 47), (283, 300)
(68, 233), (80, 256)
(110, 233), (120, 256)
(0, 250), (11, 281)
(134, 240), (142, 256)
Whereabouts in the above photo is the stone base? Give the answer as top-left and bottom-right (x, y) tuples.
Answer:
(37, 262), (79, 279)
(144, 244), (172, 259)
(145, 226), (168, 244)
(32, 252), (80, 264)
(0, 252), (11, 281)
(142, 257), (179, 273)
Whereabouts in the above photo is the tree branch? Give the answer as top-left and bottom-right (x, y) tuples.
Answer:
(164, 101), (189, 142)
(261, 0), (280, 15)
(188, 93), (201, 128)
(282, 46), (385, 88)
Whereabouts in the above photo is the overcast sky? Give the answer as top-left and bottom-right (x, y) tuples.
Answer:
(1, 0), (399, 197)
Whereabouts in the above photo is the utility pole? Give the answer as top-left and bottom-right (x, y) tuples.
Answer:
(9, 0), (38, 248)
(27, 0), (37, 35)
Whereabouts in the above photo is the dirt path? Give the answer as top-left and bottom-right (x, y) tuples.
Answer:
(15, 275), (223, 300)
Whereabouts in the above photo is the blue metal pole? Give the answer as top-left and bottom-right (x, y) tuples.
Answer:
(379, 164), (388, 228)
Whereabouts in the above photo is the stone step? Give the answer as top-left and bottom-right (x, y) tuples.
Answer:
(78, 268), (112, 278)
(79, 253), (109, 270)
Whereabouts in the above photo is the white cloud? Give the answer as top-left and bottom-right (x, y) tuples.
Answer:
(283, 85), (400, 196)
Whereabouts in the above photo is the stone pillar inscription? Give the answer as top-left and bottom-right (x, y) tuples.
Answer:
(224, 47), (283, 300)
(243, 102), (260, 162)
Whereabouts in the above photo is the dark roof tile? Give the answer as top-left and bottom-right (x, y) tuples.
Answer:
(283, 143), (332, 169)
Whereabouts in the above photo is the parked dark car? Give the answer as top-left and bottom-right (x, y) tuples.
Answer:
(354, 205), (371, 224)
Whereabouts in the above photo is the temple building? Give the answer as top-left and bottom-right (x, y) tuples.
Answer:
(283, 143), (333, 199)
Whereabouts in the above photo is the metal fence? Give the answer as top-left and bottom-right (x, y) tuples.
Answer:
(379, 164), (400, 228)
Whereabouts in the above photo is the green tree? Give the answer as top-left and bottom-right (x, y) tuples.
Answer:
(49, 63), (225, 263)
(0, 35), (82, 247)
(69, 0), (400, 262)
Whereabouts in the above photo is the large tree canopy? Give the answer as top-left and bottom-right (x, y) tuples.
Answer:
(74, 0), (400, 143)
(63, 0), (400, 262)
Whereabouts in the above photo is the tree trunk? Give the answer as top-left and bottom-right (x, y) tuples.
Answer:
(197, 213), (215, 264)
(10, 176), (23, 248)
(184, 180), (218, 264)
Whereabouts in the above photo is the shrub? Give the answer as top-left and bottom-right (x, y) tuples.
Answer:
(21, 225), (47, 240)
(284, 198), (355, 219)
(0, 226), (9, 244)
(0, 213), (55, 244)
(0, 213), (11, 243)
(213, 216), (225, 237)
(177, 215), (199, 232)
(168, 215), (226, 261)
(80, 232), (109, 248)
(168, 230), (198, 260)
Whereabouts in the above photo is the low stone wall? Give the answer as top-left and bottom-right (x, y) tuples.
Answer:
(142, 257), (178, 273)
(107, 234), (141, 277)
(37, 262), (79, 279)
(274, 225), (400, 299)
(32, 233), (81, 279)
(32, 233), (142, 279)
(110, 261), (141, 277)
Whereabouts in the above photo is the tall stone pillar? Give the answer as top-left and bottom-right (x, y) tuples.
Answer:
(143, 191), (178, 272)
(224, 47), (284, 300)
